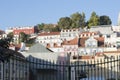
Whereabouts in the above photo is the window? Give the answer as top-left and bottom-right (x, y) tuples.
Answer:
(106, 35), (110, 38)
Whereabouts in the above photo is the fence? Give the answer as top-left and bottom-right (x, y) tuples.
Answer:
(0, 55), (120, 80)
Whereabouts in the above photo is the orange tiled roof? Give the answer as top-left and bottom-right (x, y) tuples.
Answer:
(38, 32), (60, 36)
(95, 37), (104, 47)
(78, 55), (95, 59)
(62, 37), (78, 45)
(81, 32), (97, 34)
(104, 51), (120, 53)
(78, 38), (88, 47)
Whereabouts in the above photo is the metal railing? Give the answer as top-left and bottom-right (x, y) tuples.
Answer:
(0, 55), (120, 80)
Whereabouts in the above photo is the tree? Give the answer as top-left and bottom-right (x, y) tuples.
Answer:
(19, 32), (29, 43)
(0, 38), (13, 62)
(99, 15), (112, 25)
(57, 17), (72, 29)
(0, 38), (11, 49)
(7, 32), (13, 40)
(43, 24), (55, 32)
(36, 23), (45, 32)
(88, 12), (99, 28)
(50, 26), (60, 32)
(70, 12), (86, 28)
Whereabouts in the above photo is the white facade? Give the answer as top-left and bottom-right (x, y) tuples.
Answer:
(5, 28), (13, 34)
(112, 26), (120, 32)
(85, 37), (97, 47)
(104, 32), (120, 48)
(63, 45), (78, 56)
(78, 37), (104, 55)
(36, 32), (62, 47)
(13, 34), (19, 44)
(60, 29), (81, 41)
(89, 26), (113, 35)
(78, 47), (104, 55)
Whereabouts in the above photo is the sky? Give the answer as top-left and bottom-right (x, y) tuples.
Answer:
(0, 0), (120, 30)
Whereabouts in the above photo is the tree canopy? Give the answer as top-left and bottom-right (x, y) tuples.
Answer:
(0, 38), (11, 49)
(87, 12), (99, 28)
(57, 17), (72, 29)
(19, 32), (29, 43)
(70, 12), (86, 28)
(37, 11), (112, 31)
(99, 15), (112, 25)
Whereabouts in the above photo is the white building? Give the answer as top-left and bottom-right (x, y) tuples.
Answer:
(36, 32), (62, 47)
(60, 28), (83, 41)
(112, 26), (120, 32)
(78, 37), (104, 55)
(89, 25), (113, 35)
(5, 27), (13, 34)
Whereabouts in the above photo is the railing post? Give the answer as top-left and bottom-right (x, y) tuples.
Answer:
(68, 65), (71, 80)
(67, 53), (71, 80)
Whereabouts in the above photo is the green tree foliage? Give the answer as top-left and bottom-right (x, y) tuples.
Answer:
(50, 25), (60, 32)
(44, 24), (55, 32)
(7, 32), (13, 39)
(37, 23), (60, 32)
(88, 12), (99, 28)
(0, 38), (13, 62)
(36, 11), (112, 30)
(0, 38), (11, 49)
(99, 15), (112, 25)
(57, 17), (72, 29)
(36, 23), (45, 32)
(70, 12), (86, 28)
(19, 32), (29, 43)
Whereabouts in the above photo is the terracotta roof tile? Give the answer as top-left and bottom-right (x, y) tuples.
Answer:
(62, 37), (78, 45)
(38, 32), (60, 36)
(95, 37), (104, 47)
(104, 51), (120, 53)
(78, 38), (88, 47)
(77, 55), (95, 59)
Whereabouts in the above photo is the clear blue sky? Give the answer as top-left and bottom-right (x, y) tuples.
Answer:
(0, 0), (120, 30)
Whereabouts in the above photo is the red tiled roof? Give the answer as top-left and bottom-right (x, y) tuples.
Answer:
(62, 37), (78, 45)
(78, 38), (88, 47)
(78, 55), (95, 59)
(95, 37), (104, 47)
(94, 37), (104, 42)
(81, 32), (97, 34)
(38, 32), (60, 36)
(104, 51), (120, 53)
